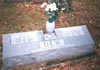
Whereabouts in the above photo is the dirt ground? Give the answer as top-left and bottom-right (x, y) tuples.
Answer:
(0, 0), (100, 70)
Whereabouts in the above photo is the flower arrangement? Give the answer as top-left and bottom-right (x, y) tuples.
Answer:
(41, 0), (73, 23)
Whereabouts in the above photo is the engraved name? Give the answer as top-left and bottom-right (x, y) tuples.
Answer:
(40, 39), (65, 48)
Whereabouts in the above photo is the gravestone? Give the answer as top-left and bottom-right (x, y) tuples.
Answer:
(2, 25), (94, 68)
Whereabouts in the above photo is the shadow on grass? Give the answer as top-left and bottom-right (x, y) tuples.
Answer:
(0, 2), (15, 8)
(93, 66), (100, 70)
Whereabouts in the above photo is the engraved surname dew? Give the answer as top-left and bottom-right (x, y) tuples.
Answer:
(40, 39), (65, 48)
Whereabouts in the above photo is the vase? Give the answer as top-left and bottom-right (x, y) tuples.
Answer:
(45, 20), (56, 40)
(46, 20), (55, 34)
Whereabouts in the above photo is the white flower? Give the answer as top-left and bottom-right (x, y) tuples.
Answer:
(41, 2), (47, 8)
(45, 3), (58, 11)
(61, 8), (66, 10)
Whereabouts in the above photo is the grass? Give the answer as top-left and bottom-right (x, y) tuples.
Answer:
(0, 0), (100, 70)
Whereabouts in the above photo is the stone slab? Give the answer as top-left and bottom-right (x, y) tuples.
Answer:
(2, 25), (95, 68)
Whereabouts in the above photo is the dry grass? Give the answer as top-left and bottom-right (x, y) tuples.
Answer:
(0, 0), (100, 70)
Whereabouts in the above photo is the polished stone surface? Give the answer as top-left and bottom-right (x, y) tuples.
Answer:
(2, 25), (94, 68)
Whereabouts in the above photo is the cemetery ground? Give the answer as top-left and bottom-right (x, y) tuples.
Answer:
(0, 0), (100, 70)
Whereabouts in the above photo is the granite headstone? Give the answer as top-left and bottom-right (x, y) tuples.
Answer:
(2, 25), (94, 68)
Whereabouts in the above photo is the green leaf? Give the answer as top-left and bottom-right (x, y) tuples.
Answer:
(62, 9), (67, 14)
